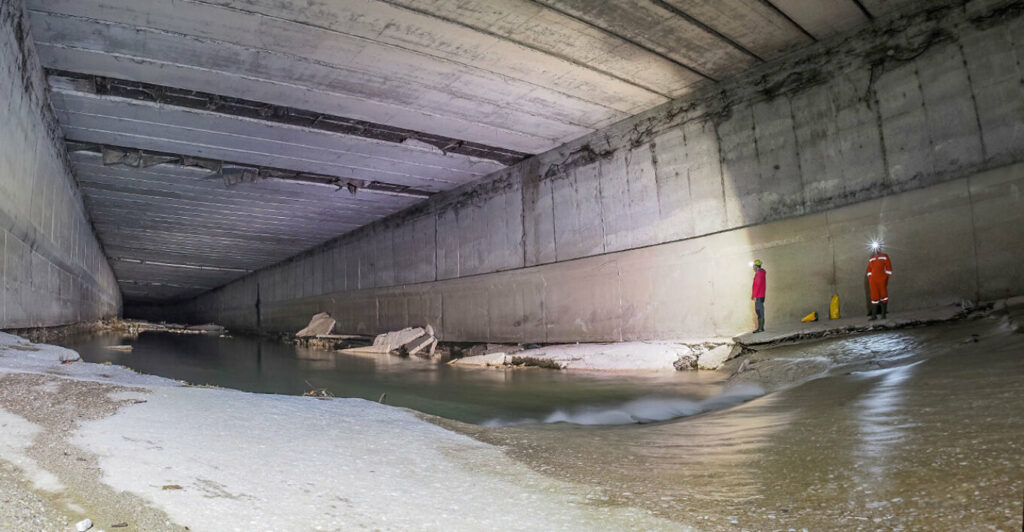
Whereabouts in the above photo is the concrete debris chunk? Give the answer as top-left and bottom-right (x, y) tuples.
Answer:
(75, 518), (93, 532)
(401, 333), (436, 357)
(697, 345), (733, 370)
(371, 327), (425, 353)
(296, 313), (336, 338)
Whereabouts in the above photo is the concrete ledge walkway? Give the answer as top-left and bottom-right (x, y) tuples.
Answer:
(733, 305), (967, 347)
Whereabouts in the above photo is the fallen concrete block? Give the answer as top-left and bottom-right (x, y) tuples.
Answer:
(371, 327), (425, 353)
(401, 333), (436, 357)
(296, 313), (336, 338)
(697, 345), (733, 370)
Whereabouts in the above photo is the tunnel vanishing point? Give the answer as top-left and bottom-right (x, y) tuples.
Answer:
(1, 0), (1023, 341)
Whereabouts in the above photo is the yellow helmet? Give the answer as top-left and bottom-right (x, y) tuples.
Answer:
(753, 259), (762, 266)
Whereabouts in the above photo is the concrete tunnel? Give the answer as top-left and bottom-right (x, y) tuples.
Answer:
(1, 0), (1023, 341)
(3, 1), (1024, 530)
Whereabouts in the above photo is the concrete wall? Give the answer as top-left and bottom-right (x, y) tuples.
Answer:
(163, 0), (1024, 341)
(0, 0), (121, 327)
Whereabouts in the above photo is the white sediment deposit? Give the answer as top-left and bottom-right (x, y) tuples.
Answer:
(697, 345), (736, 370)
(0, 333), (677, 531)
(452, 341), (734, 371)
(450, 352), (512, 367)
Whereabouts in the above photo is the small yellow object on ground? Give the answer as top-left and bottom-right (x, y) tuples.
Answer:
(802, 311), (818, 322)
(830, 294), (841, 320)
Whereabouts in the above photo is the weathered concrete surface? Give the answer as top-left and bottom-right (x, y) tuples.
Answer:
(733, 305), (967, 347)
(158, 1), (1024, 342)
(165, 161), (1024, 342)
(25, 0), (899, 154)
(26, 0), (945, 303)
(0, 1), (120, 328)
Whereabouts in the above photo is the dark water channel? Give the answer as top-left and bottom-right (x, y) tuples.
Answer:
(56, 331), (731, 425)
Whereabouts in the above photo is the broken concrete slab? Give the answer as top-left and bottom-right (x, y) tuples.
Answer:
(295, 313), (336, 338)
(733, 305), (965, 347)
(401, 333), (435, 357)
(449, 352), (509, 367)
(697, 345), (733, 370)
(370, 327), (425, 353)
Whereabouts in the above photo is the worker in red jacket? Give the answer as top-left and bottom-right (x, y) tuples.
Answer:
(866, 243), (893, 320)
(751, 259), (766, 333)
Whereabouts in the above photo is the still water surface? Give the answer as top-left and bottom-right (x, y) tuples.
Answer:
(58, 331), (734, 425)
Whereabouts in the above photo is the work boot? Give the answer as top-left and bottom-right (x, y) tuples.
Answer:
(869, 304), (878, 321)
(881, 302), (888, 319)
(757, 316), (765, 333)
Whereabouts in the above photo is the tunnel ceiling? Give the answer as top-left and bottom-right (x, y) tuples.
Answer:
(25, 0), (919, 303)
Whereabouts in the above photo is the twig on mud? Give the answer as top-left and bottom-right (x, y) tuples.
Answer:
(303, 380), (334, 399)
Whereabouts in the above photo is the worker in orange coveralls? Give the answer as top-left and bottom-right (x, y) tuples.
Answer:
(751, 259), (766, 333)
(866, 242), (893, 320)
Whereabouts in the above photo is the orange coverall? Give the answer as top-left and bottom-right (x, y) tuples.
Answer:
(866, 252), (893, 304)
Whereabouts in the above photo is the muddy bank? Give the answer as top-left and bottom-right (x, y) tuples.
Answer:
(0, 374), (185, 531)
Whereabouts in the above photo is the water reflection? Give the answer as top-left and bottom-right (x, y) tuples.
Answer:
(459, 317), (1024, 529)
(57, 331), (729, 424)
(851, 362), (919, 477)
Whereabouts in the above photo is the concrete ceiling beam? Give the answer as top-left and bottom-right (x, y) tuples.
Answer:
(25, 0), (673, 113)
(28, 9), (621, 151)
(67, 143), (435, 199)
(48, 71), (525, 167)
(70, 153), (419, 209)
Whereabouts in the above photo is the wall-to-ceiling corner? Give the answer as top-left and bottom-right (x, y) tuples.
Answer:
(0, 0), (121, 328)
(157, 0), (1024, 341)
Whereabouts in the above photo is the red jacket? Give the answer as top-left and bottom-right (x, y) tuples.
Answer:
(752, 268), (766, 298)
(867, 253), (893, 278)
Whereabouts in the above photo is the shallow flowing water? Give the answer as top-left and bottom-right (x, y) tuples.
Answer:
(451, 314), (1024, 530)
(57, 312), (1024, 529)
